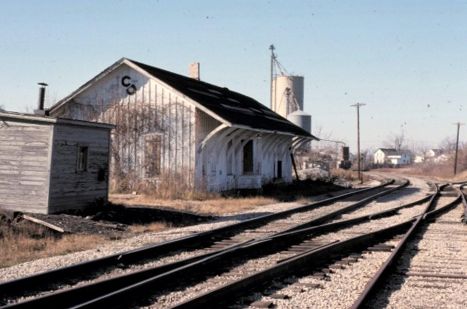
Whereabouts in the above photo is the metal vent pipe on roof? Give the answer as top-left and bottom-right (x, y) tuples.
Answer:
(35, 82), (48, 115)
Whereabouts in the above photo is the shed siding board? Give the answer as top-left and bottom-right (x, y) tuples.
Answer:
(48, 124), (110, 213)
(51, 64), (196, 190)
(0, 121), (51, 213)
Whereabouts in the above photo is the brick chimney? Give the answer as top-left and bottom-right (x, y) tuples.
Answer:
(189, 62), (200, 80)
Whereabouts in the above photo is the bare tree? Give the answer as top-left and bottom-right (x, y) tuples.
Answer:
(383, 131), (406, 152)
(438, 137), (456, 152)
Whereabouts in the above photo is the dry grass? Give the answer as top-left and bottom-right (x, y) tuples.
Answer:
(0, 223), (106, 268)
(371, 165), (467, 183)
(390, 164), (467, 182)
(0, 218), (173, 268)
(330, 169), (371, 183)
(402, 149), (467, 181)
(110, 195), (278, 216)
(111, 171), (204, 200)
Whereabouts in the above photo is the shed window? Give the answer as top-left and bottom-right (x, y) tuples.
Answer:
(77, 146), (88, 172)
(145, 135), (162, 177)
(243, 140), (254, 174)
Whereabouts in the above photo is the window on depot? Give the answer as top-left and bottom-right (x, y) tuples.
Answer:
(77, 146), (88, 172)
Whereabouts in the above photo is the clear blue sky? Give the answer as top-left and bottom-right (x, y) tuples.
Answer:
(1, 0), (466, 151)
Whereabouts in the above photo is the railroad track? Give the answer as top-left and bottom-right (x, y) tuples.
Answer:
(353, 183), (467, 309)
(161, 183), (462, 309)
(167, 184), (452, 309)
(0, 178), (415, 308)
(0, 179), (396, 303)
(2, 178), (441, 308)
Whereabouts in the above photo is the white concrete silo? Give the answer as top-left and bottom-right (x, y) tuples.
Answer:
(287, 110), (311, 134)
(272, 75), (304, 118)
(287, 110), (312, 151)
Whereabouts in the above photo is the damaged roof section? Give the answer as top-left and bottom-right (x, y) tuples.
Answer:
(48, 57), (317, 139)
(128, 59), (316, 138)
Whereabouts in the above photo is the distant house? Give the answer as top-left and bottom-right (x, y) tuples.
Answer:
(0, 111), (113, 214)
(373, 148), (411, 167)
(413, 155), (425, 164)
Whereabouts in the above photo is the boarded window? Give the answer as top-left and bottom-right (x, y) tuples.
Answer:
(145, 135), (161, 177)
(77, 146), (88, 172)
(243, 140), (253, 174)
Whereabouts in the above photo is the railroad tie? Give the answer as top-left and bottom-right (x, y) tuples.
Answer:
(250, 300), (276, 308)
(310, 272), (328, 280)
(329, 263), (346, 270)
(301, 282), (324, 289)
(269, 293), (290, 300)
(367, 244), (395, 252)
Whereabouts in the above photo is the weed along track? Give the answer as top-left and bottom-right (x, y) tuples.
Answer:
(0, 179), (409, 307)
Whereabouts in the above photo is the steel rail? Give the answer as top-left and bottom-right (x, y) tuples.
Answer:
(0, 180), (393, 301)
(350, 184), (461, 309)
(171, 221), (416, 308)
(6, 180), (420, 308)
(173, 185), (461, 309)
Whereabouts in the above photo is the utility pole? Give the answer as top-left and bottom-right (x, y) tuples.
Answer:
(453, 122), (464, 175)
(269, 44), (275, 109)
(351, 103), (366, 183)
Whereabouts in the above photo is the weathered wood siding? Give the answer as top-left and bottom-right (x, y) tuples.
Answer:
(0, 121), (52, 213)
(51, 64), (196, 190)
(48, 124), (110, 213)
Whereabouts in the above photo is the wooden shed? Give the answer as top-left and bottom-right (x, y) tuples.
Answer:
(0, 111), (113, 214)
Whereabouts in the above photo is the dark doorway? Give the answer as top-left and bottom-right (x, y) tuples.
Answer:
(277, 160), (282, 179)
(243, 140), (254, 174)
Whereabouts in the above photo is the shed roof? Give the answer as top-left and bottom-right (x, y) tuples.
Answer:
(0, 111), (114, 130)
(48, 58), (316, 139)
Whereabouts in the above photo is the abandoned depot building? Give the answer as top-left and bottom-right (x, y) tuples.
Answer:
(1, 58), (316, 213)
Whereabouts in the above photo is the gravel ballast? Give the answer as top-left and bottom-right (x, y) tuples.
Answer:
(369, 202), (467, 308)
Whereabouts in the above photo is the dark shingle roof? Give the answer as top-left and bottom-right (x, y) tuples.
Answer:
(127, 59), (314, 138)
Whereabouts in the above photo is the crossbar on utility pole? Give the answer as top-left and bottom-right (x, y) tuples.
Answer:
(453, 122), (464, 175)
(351, 103), (366, 183)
